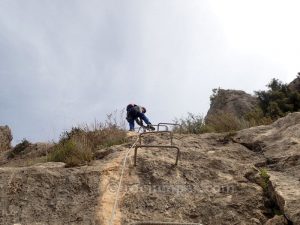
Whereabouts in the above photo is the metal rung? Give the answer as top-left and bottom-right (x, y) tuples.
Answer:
(157, 123), (182, 133)
(139, 131), (173, 146)
(152, 124), (168, 131)
(137, 124), (168, 133)
(134, 145), (180, 166)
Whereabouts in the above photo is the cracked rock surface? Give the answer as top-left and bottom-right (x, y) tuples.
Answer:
(0, 113), (299, 225)
(121, 113), (300, 225)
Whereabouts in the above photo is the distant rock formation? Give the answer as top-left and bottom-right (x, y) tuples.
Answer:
(206, 89), (258, 120)
(288, 74), (300, 92)
(0, 125), (12, 151)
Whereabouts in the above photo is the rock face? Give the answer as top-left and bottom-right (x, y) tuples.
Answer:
(0, 142), (54, 167)
(233, 112), (300, 225)
(265, 215), (288, 225)
(268, 172), (300, 225)
(206, 89), (258, 120)
(0, 162), (102, 225)
(0, 125), (12, 151)
(0, 113), (300, 225)
(121, 133), (267, 225)
(288, 75), (300, 92)
(120, 113), (300, 224)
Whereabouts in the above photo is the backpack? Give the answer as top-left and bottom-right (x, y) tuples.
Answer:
(126, 104), (136, 112)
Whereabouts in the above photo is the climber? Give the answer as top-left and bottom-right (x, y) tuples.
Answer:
(126, 104), (155, 131)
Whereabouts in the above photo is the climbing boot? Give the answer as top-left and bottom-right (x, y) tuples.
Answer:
(147, 124), (155, 131)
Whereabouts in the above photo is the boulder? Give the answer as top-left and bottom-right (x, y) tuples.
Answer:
(0, 163), (101, 225)
(234, 112), (300, 225)
(288, 75), (300, 92)
(265, 215), (288, 225)
(0, 125), (12, 151)
(268, 172), (300, 225)
(206, 89), (258, 120)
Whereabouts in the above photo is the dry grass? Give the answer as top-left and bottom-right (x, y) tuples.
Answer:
(48, 135), (93, 167)
(175, 111), (272, 134)
(174, 112), (246, 134)
(173, 113), (206, 134)
(205, 113), (248, 133)
(245, 107), (274, 127)
(47, 110), (127, 167)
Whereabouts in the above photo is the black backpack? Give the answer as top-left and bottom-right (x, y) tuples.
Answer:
(126, 104), (136, 112)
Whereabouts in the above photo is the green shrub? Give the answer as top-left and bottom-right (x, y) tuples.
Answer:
(48, 127), (126, 167)
(205, 112), (248, 133)
(210, 88), (224, 104)
(48, 111), (127, 167)
(259, 168), (270, 191)
(8, 139), (31, 159)
(75, 110), (127, 150)
(245, 107), (273, 127)
(173, 113), (207, 134)
(83, 126), (127, 150)
(255, 78), (300, 119)
(59, 127), (84, 143)
(175, 112), (249, 134)
(48, 138), (93, 167)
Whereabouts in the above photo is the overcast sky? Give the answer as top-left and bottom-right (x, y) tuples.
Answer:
(0, 0), (299, 143)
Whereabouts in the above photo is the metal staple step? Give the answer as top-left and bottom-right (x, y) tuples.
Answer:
(157, 123), (182, 133)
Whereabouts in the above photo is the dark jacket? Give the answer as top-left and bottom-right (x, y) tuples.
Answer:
(126, 104), (142, 118)
(126, 104), (144, 125)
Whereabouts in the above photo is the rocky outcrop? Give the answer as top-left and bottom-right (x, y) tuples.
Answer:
(288, 75), (300, 92)
(233, 112), (300, 159)
(120, 132), (267, 225)
(119, 113), (300, 224)
(268, 172), (300, 224)
(233, 112), (300, 225)
(0, 125), (12, 152)
(0, 162), (102, 225)
(206, 89), (258, 120)
(0, 141), (54, 167)
(265, 215), (288, 225)
(0, 113), (300, 224)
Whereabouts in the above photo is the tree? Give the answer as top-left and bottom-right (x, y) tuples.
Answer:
(255, 77), (300, 119)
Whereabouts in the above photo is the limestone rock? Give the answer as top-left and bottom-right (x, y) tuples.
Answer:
(0, 163), (101, 225)
(206, 89), (258, 120)
(234, 112), (300, 225)
(94, 148), (114, 159)
(1, 113), (300, 224)
(288, 75), (300, 92)
(265, 215), (288, 225)
(268, 172), (300, 225)
(0, 125), (12, 151)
